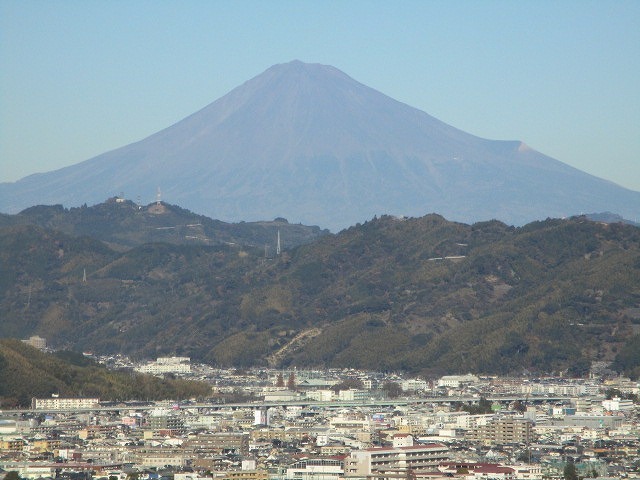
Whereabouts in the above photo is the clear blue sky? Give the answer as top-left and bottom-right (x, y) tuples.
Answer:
(1, 0), (639, 191)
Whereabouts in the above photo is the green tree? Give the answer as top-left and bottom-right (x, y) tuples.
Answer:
(382, 381), (402, 399)
(612, 334), (640, 378)
(513, 400), (526, 413)
(567, 357), (591, 378)
(461, 397), (493, 414)
(564, 462), (578, 480)
(331, 378), (364, 392)
(287, 372), (296, 390)
(516, 449), (531, 463)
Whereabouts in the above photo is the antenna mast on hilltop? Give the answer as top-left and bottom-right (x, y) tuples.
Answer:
(276, 230), (281, 256)
(156, 187), (162, 206)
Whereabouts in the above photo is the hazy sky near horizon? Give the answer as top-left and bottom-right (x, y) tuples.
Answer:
(1, 1), (639, 191)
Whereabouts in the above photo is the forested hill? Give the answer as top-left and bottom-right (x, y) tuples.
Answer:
(0, 339), (211, 407)
(1, 214), (639, 377)
(0, 198), (329, 250)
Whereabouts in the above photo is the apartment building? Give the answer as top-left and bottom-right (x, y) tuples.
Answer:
(345, 443), (450, 475)
(185, 432), (249, 455)
(31, 397), (99, 410)
(465, 417), (532, 446)
(286, 458), (344, 480)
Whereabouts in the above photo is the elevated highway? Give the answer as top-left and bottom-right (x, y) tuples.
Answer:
(2, 395), (586, 416)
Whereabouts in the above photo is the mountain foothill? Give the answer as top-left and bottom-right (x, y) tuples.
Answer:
(1, 200), (639, 379)
(1, 61), (639, 381)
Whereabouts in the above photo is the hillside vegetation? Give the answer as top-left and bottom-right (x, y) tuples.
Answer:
(0, 339), (211, 407)
(0, 198), (328, 250)
(1, 213), (639, 377)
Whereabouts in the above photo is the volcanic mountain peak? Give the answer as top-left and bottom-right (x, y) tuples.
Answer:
(1, 61), (639, 230)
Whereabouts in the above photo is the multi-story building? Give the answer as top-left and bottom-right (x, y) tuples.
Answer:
(437, 374), (479, 389)
(330, 414), (370, 433)
(465, 417), (532, 446)
(306, 389), (334, 402)
(29, 439), (61, 453)
(401, 379), (428, 392)
(438, 462), (516, 480)
(220, 471), (269, 480)
(0, 438), (25, 452)
(136, 356), (191, 375)
(345, 443), (450, 475)
(286, 458), (344, 480)
(135, 447), (188, 468)
(185, 432), (249, 455)
(455, 413), (493, 429)
(338, 389), (368, 402)
(146, 414), (186, 433)
(249, 427), (309, 442)
(602, 396), (635, 411)
(22, 335), (47, 350)
(31, 397), (99, 410)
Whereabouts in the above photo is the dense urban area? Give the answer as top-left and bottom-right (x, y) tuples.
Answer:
(1, 338), (639, 480)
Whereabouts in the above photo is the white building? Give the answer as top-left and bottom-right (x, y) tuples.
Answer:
(512, 464), (544, 480)
(602, 396), (635, 411)
(329, 414), (370, 433)
(306, 389), (334, 402)
(22, 335), (47, 350)
(338, 389), (368, 402)
(15, 466), (54, 479)
(286, 458), (343, 480)
(401, 379), (428, 392)
(32, 397), (99, 410)
(455, 413), (493, 430)
(345, 441), (449, 475)
(174, 474), (210, 480)
(254, 408), (273, 426)
(136, 356), (191, 375)
(361, 378), (374, 390)
(264, 390), (299, 402)
(437, 374), (479, 388)
(392, 434), (414, 448)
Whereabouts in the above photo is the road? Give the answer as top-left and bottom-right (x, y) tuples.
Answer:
(1, 395), (584, 416)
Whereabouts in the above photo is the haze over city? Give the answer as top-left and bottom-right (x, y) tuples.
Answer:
(1, 1), (639, 193)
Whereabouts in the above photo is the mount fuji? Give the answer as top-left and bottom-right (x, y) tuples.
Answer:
(2, 60), (638, 230)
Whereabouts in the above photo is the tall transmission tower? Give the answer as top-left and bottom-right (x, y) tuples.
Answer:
(276, 230), (281, 256)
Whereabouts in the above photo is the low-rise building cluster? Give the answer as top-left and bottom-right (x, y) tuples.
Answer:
(1, 364), (638, 480)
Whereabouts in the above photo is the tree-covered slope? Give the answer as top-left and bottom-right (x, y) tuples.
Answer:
(0, 339), (211, 407)
(1, 215), (639, 377)
(0, 198), (328, 250)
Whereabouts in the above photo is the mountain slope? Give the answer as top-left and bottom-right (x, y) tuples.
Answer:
(2, 61), (639, 230)
(0, 198), (328, 250)
(0, 339), (211, 407)
(1, 215), (639, 376)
